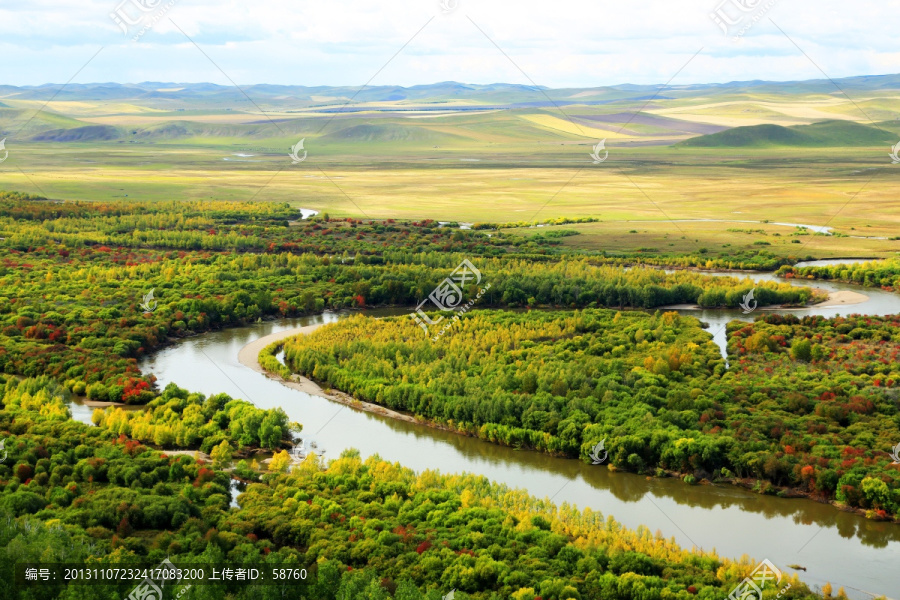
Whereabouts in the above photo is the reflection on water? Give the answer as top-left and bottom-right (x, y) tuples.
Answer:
(664, 269), (900, 360)
(373, 403), (900, 546)
(69, 398), (97, 426)
(793, 258), (885, 268)
(69, 398), (144, 427)
(230, 479), (245, 509)
(139, 288), (900, 599)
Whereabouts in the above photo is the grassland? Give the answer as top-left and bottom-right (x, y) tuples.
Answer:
(523, 220), (897, 260)
(3, 146), (899, 259)
(2, 80), (899, 259)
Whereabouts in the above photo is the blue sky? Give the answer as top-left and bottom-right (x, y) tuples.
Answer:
(1, 0), (897, 88)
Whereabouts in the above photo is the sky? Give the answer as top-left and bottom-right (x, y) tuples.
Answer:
(0, 0), (897, 89)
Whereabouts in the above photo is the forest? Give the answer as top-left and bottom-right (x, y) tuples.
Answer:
(778, 259), (900, 290)
(0, 194), (819, 404)
(0, 375), (831, 600)
(1, 193), (896, 599)
(92, 383), (293, 453)
(281, 310), (900, 518)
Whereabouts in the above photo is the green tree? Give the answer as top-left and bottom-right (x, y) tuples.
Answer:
(210, 440), (233, 468)
(791, 338), (812, 362)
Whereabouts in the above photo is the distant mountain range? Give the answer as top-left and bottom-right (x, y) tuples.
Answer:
(2, 73), (900, 106)
(2, 74), (899, 147)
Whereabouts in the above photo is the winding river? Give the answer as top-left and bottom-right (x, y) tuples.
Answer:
(667, 267), (898, 360)
(73, 262), (895, 600)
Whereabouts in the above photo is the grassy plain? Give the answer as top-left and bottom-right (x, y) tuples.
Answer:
(3, 142), (898, 257)
(2, 82), (900, 259)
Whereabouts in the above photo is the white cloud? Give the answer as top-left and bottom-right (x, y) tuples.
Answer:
(0, 0), (897, 87)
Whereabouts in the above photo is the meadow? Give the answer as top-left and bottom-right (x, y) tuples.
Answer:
(2, 81), (899, 262)
(3, 143), (898, 260)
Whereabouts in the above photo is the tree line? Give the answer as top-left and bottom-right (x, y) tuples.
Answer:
(0, 378), (830, 599)
(281, 310), (900, 519)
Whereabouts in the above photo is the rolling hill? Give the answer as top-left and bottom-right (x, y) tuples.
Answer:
(2, 76), (900, 149)
(31, 125), (120, 142)
(678, 119), (897, 147)
(317, 123), (465, 144)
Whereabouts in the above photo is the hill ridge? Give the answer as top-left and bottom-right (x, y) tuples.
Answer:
(678, 119), (897, 148)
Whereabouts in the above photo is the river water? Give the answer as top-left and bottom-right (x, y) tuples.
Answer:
(667, 269), (900, 360)
(123, 265), (900, 600)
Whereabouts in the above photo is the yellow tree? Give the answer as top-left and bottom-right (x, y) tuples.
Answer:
(269, 450), (291, 473)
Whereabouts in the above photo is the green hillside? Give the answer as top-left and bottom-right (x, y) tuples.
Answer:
(0, 107), (89, 137)
(31, 124), (121, 142)
(318, 123), (464, 143)
(679, 119), (896, 147)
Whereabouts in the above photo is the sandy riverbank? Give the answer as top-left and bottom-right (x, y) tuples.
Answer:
(237, 324), (446, 429)
(813, 290), (869, 307)
(162, 449), (213, 461)
(238, 324), (326, 396)
(82, 400), (130, 408)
